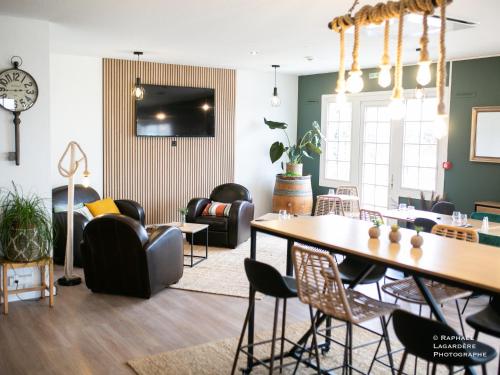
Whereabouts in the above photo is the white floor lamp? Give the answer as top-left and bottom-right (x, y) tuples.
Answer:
(57, 141), (90, 286)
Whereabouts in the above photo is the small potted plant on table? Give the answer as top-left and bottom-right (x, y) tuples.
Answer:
(411, 226), (424, 248)
(389, 224), (401, 243)
(368, 219), (382, 239)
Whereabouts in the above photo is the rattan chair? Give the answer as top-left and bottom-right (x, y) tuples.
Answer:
(314, 196), (345, 216)
(336, 186), (360, 217)
(292, 244), (398, 374)
(359, 208), (384, 224)
(382, 224), (477, 336)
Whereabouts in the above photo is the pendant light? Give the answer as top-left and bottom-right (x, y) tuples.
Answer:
(270, 64), (281, 107)
(132, 51), (145, 101)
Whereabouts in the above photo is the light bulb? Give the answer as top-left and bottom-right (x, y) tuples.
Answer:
(389, 97), (406, 120)
(82, 172), (91, 188)
(433, 114), (448, 139)
(346, 70), (364, 93)
(270, 95), (281, 107)
(336, 91), (347, 105)
(415, 85), (425, 100)
(132, 86), (144, 100)
(416, 61), (432, 86)
(378, 65), (392, 88)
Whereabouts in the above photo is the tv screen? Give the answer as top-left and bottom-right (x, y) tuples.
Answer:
(136, 85), (215, 137)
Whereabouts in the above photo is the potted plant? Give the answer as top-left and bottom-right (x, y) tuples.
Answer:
(388, 224), (401, 243)
(368, 219), (382, 239)
(264, 118), (325, 176)
(0, 183), (52, 262)
(179, 207), (188, 226)
(411, 226), (424, 248)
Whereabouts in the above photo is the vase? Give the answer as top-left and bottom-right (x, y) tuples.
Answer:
(368, 226), (380, 239)
(411, 234), (424, 248)
(5, 228), (45, 262)
(180, 215), (186, 226)
(286, 163), (303, 176)
(389, 229), (401, 243)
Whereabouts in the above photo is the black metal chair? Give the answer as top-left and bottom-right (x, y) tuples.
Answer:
(393, 309), (497, 375)
(431, 201), (455, 215)
(231, 258), (298, 374)
(466, 296), (500, 374)
(413, 217), (438, 233)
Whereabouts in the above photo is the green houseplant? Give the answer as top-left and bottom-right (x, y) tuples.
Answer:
(178, 207), (188, 226)
(0, 183), (52, 262)
(264, 118), (325, 176)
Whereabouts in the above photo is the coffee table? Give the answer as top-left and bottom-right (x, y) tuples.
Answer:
(163, 222), (209, 267)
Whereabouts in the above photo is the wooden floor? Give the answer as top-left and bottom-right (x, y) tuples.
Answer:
(0, 265), (497, 374)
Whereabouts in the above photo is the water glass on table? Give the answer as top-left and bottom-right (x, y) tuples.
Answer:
(461, 214), (468, 226)
(452, 211), (461, 223)
(398, 203), (407, 211)
(279, 209), (288, 220)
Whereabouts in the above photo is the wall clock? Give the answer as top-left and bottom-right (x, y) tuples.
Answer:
(0, 56), (39, 165)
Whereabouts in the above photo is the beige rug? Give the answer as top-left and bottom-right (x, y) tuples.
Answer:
(128, 321), (445, 375)
(172, 234), (287, 298)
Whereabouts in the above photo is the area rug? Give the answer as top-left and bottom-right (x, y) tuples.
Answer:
(128, 321), (443, 375)
(171, 233), (287, 298)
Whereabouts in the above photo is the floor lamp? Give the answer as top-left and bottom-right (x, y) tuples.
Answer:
(57, 141), (90, 286)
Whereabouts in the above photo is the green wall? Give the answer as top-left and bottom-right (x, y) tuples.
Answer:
(297, 59), (500, 213)
(445, 57), (500, 212)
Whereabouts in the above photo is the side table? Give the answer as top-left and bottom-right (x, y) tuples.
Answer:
(0, 257), (54, 315)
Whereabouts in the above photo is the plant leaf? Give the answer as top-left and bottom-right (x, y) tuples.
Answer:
(306, 142), (322, 155)
(264, 118), (288, 129)
(270, 141), (285, 163)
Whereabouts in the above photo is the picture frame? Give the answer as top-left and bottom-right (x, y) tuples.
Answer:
(470, 106), (500, 163)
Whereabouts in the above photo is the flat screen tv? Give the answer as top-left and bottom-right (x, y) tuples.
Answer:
(136, 84), (215, 137)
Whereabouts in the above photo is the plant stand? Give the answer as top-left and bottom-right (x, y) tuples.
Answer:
(0, 257), (54, 315)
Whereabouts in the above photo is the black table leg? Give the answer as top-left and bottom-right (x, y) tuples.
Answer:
(190, 237), (194, 267)
(286, 239), (294, 277)
(205, 228), (208, 259)
(246, 227), (257, 371)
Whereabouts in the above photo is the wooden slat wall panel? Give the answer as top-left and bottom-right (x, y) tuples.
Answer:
(103, 58), (235, 224)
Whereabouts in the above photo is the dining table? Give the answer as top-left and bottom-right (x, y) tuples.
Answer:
(381, 208), (500, 231)
(245, 214), (500, 374)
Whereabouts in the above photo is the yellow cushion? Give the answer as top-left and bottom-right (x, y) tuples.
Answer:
(85, 198), (120, 217)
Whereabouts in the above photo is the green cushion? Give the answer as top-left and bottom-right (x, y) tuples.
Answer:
(479, 233), (500, 247)
(470, 212), (500, 223)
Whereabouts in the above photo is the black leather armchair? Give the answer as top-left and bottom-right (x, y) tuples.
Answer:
(81, 214), (184, 298)
(52, 185), (145, 267)
(186, 183), (254, 248)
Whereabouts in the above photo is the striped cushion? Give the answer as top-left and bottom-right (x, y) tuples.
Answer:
(202, 202), (232, 217)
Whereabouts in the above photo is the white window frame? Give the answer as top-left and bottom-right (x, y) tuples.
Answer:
(319, 88), (449, 199)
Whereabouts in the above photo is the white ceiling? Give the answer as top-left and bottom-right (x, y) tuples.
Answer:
(1, 0), (499, 75)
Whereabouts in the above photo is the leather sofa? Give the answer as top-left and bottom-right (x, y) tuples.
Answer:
(81, 214), (184, 298)
(186, 183), (254, 248)
(52, 185), (145, 267)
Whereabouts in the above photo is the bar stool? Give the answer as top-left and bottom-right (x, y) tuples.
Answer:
(393, 309), (497, 375)
(231, 258), (298, 375)
(292, 244), (398, 375)
(466, 296), (500, 374)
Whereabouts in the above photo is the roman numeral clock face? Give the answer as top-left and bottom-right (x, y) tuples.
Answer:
(0, 68), (38, 112)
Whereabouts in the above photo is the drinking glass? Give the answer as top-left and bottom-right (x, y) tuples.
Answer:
(279, 209), (287, 219)
(328, 189), (336, 196)
(461, 214), (468, 226)
(452, 211), (461, 223)
(398, 203), (407, 211)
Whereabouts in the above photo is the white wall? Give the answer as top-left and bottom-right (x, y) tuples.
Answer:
(0, 15), (51, 300)
(0, 16), (51, 199)
(235, 70), (298, 217)
(50, 54), (103, 195)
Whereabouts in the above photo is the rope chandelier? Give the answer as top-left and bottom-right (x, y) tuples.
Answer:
(329, 0), (452, 136)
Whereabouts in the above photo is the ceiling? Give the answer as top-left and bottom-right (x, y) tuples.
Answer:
(1, 0), (499, 75)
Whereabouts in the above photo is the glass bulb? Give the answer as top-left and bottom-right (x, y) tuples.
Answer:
(346, 71), (364, 93)
(389, 98), (406, 120)
(378, 65), (392, 88)
(433, 114), (448, 139)
(132, 86), (144, 100)
(416, 61), (432, 86)
(82, 173), (91, 188)
(270, 95), (281, 107)
(336, 91), (347, 105)
(415, 86), (425, 100)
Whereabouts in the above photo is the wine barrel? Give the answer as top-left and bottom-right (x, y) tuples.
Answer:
(272, 174), (313, 215)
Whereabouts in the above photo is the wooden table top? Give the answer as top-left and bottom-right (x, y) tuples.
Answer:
(381, 208), (500, 231)
(251, 215), (500, 295)
(148, 222), (208, 234)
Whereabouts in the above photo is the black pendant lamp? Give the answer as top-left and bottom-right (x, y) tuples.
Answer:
(270, 64), (281, 107)
(132, 51), (145, 101)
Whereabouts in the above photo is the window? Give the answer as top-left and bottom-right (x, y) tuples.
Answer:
(401, 97), (438, 192)
(319, 89), (447, 204)
(322, 101), (352, 182)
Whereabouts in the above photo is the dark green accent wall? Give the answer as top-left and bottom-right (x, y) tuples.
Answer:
(445, 57), (500, 212)
(297, 59), (500, 213)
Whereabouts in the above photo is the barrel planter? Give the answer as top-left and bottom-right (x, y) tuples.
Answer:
(272, 174), (313, 215)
